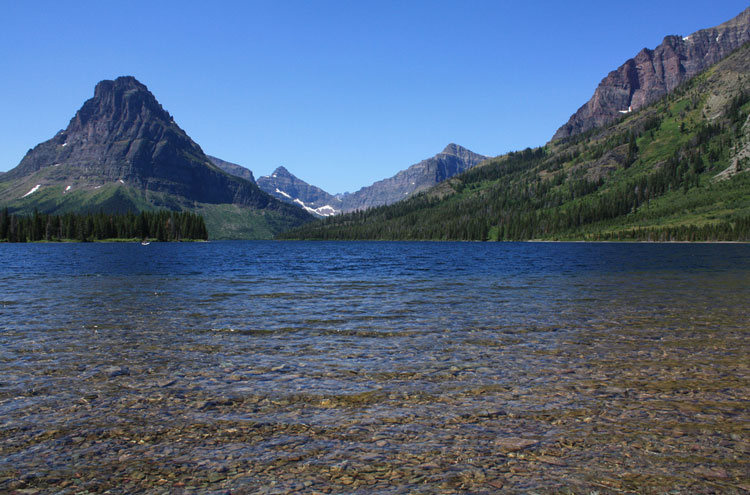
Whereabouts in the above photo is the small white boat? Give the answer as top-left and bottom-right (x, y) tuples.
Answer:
(141, 240), (151, 246)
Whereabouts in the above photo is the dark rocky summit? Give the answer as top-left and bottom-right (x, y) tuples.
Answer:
(257, 166), (341, 217)
(553, 8), (750, 141)
(339, 143), (488, 213)
(1, 76), (307, 221)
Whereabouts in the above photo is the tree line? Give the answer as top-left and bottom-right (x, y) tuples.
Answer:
(589, 217), (750, 242)
(0, 209), (208, 242)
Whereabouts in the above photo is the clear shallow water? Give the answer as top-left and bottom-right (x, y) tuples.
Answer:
(1, 241), (749, 494)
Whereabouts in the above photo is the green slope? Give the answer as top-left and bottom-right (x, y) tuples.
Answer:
(0, 181), (312, 240)
(195, 203), (312, 240)
(0, 183), (159, 215)
(279, 43), (750, 242)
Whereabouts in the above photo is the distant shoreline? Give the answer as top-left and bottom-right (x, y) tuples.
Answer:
(271, 238), (750, 244)
(3, 238), (749, 244)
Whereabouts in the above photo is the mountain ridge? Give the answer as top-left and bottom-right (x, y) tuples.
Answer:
(553, 8), (750, 141)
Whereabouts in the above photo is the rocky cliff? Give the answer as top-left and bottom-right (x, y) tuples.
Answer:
(553, 8), (750, 141)
(208, 155), (256, 183)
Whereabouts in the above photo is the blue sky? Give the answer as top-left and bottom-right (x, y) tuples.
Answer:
(1, 1), (748, 193)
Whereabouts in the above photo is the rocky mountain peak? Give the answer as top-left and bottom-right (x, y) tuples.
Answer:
(68, 76), (174, 137)
(271, 166), (292, 177)
(337, 144), (488, 213)
(94, 75), (148, 97)
(439, 143), (487, 165)
(441, 143), (462, 154)
(256, 165), (340, 217)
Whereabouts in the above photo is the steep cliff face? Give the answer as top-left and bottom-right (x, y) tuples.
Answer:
(339, 143), (488, 213)
(1, 76), (290, 210)
(553, 8), (750, 141)
(257, 166), (341, 216)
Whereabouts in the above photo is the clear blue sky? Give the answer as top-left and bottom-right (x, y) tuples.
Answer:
(1, 1), (747, 194)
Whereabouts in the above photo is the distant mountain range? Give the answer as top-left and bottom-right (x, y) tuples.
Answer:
(220, 143), (488, 216)
(553, 7), (750, 141)
(0, 77), (310, 239)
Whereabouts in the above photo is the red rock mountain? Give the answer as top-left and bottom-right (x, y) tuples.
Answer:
(553, 8), (750, 141)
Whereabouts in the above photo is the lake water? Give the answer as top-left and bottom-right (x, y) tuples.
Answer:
(1, 241), (748, 494)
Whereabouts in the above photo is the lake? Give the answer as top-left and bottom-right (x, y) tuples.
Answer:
(1, 241), (748, 494)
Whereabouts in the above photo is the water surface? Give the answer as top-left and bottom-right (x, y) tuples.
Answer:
(1, 242), (748, 493)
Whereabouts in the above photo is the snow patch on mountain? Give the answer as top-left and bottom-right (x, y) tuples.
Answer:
(22, 184), (41, 198)
(275, 188), (292, 199)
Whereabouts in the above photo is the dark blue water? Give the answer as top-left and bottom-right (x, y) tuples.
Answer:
(1, 241), (748, 493)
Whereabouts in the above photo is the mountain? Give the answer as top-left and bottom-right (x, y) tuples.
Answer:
(208, 155), (255, 183)
(338, 143), (488, 213)
(257, 166), (341, 217)
(279, 41), (750, 241)
(249, 143), (487, 216)
(553, 8), (750, 141)
(0, 76), (310, 239)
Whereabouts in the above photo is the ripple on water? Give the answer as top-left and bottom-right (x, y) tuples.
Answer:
(0, 241), (749, 493)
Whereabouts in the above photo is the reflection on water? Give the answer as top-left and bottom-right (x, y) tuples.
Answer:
(1, 241), (749, 494)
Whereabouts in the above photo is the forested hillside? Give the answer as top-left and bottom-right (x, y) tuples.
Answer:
(279, 44), (750, 242)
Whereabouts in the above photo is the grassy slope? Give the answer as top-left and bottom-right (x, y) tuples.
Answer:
(196, 203), (311, 240)
(279, 44), (750, 241)
(0, 179), (311, 240)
